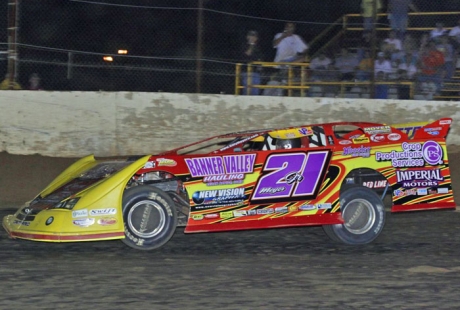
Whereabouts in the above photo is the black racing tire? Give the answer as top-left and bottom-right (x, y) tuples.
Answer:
(122, 186), (177, 250)
(323, 186), (385, 245)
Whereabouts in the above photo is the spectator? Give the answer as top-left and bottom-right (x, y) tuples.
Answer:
(384, 30), (404, 62)
(356, 50), (373, 81)
(0, 74), (21, 90)
(240, 30), (263, 95)
(309, 52), (332, 81)
(334, 48), (359, 81)
(384, 31), (402, 52)
(419, 33), (430, 52)
(374, 71), (389, 99)
(448, 19), (460, 50)
(357, 32), (372, 60)
(361, 0), (382, 34)
(262, 72), (284, 96)
(436, 35), (455, 80)
(398, 52), (418, 80)
(28, 73), (43, 90)
(273, 23), (308, 63)
(402, 34), (417, 53)
(374, 52), (393, 78)
(430, 22), (447, 42)
(417, 41), (445, 95)
(387, 0), (418, 39)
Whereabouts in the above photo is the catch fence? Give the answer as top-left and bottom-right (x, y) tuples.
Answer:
(1, 0), (458, 99)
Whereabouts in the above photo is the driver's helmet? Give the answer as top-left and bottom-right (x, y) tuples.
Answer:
(275, 138), (301, 150)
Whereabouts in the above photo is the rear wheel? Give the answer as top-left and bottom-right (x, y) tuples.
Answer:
(323, 186), (385, 245)
(122, 186), (177, 250)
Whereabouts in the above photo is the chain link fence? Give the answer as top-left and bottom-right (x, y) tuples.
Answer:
(1, 0), (459, 97)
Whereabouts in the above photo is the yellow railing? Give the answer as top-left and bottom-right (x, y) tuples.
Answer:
(345, 11), (460, 31)
(235, 11), (460, 99)
(310, 11), (460, 57)
(235, 61), (311, 97)
(235, 62), (415, 98)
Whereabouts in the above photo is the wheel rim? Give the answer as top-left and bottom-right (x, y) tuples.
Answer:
(127, 200), (166, 238)
(342, 198), (376, 235)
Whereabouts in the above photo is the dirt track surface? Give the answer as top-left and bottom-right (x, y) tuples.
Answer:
(2, 208), (460, 309)
(2, 151), (460, 309)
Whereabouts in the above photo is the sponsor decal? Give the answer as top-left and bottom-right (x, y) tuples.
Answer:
(23, 208), (33, 214)
(275, 206), (288, 213)
(247, 209), (257, 215)
(342, 146), (371, 158)
(13, 220), (30, 226)
(417, 188), (428, 195)
(370, 134), (385, 142)
(256, 208), (274, 215)
(352, 137), (370, 144)
(204, 213), (219, 219)
(375, 141), (443, 168)
(72, 209), (88, 218)
(427, 131), (440, 136)
(317, 203), (332, 210)
(46, 217), (54, 226)
(422, 141), (443, 165)
(396, 169), (443, 188)
(395, 189), (417, 197)
(186, 154), (256, 185)
(156, 158), (177, 167)
(387, 133), (401, 141)
(192, 188), (246, 209)
(192, 214), (204, 221)
(143, 161), (155, 169)
(363, 180), (387, 188)
(73, 218), (95, 227)
(298, 127), (313, 136)
(437, 188), (449, 194)
(424, 127), (442, 132)
(396, 126), (422, 138)
(288, 205), (298, 212)
(220, 211), (233, 218)
(339, 140), (352, 145)
(328, 136), (334, 145)
(439, 119), (451, 125)
(186, 154), (255, 176)
(233, 210), (247, 217)
(299, 204), (316, 211)
(89, 208), (117, 216)
(363, 126), (391, 135)
(97, 217), (117, 226)
(203, 174), (244, 186)
(429, 189), (437, 195)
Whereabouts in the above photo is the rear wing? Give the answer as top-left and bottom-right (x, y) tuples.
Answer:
(392, 118), (452, 139)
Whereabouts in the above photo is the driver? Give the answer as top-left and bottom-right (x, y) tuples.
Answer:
(275, 138), (301, 149)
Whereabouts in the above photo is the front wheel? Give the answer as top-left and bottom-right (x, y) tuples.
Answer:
(323, 186), (385, 245)
(122, 186), (177, 250)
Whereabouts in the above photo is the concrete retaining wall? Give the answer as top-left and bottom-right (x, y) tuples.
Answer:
(0, 91), (459, 157)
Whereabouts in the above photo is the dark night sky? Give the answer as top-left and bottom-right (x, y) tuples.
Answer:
(2, 1), (456, 59)
(1, 0), (459, 92)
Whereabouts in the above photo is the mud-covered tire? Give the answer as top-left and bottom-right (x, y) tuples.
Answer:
(122, 186), (177, 250)
(323, 186), (385, 245)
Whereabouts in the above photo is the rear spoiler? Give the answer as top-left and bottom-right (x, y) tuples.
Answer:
(392, 118), (452, 139)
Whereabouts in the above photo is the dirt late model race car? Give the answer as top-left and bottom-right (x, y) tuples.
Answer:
(3, 118), (456, 250)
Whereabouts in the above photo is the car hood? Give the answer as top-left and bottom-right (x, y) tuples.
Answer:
(28, 159), (136, 211)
